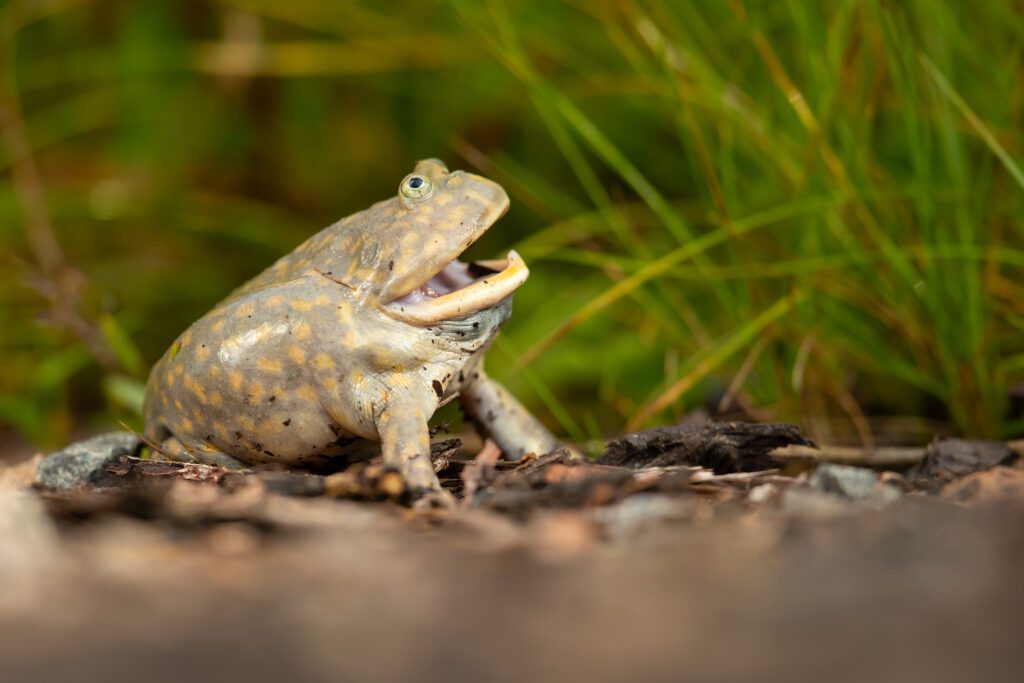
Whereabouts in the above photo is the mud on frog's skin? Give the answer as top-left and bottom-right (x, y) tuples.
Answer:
(143, 159), (562, 505)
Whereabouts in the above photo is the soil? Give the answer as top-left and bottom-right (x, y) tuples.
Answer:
(1, 422), (1023, 683)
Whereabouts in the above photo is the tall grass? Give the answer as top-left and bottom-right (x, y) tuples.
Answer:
(461, 0), (1024, 443)
(0, 0), (1020, 449)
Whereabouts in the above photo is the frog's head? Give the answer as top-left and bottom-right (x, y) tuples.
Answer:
(327, 159), (528, 326)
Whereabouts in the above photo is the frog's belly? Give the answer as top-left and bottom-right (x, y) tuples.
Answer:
(146, 368), (366, 467)
(206, 400), (362, 467)
(142, 277), (387, 465)
(144, 345), (374, 468)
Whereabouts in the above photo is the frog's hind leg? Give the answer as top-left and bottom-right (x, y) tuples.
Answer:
(460, 368), (567, 461)
(156, 434), (250, 470)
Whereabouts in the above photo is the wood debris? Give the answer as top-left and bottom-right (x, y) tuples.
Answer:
(599, 421), (815, 472)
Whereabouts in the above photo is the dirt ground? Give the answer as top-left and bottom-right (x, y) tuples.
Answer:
(1, 423), (1023, 683)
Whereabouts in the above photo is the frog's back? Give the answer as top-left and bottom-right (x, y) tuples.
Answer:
(222, 208), (373, 305)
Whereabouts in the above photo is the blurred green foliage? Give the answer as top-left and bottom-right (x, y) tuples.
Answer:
(1, 0), (1022, 451)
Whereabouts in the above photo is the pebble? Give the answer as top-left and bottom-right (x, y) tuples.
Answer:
(807, 463), (902, 504)
(35, 432), (143, 490)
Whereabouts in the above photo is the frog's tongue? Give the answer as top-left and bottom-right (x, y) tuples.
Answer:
(387, 250), (528, 325)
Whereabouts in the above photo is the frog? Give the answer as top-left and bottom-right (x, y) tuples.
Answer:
(143, 159), (562, 506)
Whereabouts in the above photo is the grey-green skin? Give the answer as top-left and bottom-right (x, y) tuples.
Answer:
(143, 159), (560, 505)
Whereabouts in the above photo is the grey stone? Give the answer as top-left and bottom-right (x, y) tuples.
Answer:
(35, 432), (143, 490)
(591, 493), (693, 541)
(809, 463), (902, 504)
(909, 438), (1018, 489)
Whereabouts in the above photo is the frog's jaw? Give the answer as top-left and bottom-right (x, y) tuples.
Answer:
(377, 172), (510, 305)
(384, 250), (529, 326)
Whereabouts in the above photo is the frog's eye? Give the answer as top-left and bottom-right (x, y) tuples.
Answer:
(400, 174), (433, 200)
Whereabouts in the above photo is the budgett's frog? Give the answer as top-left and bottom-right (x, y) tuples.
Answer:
(143, 159), (561, 505)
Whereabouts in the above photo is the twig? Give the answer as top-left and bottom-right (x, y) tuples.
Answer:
(118, 420), (173, 460)
(773, 444), (926, 467)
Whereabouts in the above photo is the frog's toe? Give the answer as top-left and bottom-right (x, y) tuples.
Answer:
(400, 457), (443, 492)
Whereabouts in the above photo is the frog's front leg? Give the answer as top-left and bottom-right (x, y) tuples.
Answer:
(376, 403), (454, 508)
(460, 368), (563, 461)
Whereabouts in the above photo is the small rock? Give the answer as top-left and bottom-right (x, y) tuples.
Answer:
(910, 438), (1018, 489)
(35, 432), (143, 490)
(810, 463), (877, 498)
(591, 493), (692, 541)
(808, 463), (902, 504)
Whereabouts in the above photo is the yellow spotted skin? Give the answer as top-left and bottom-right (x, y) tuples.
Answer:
(143, 159), (560, 499)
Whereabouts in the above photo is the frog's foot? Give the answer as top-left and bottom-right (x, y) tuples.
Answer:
(400, 456), (454, 509)
(158, 435), (250, 470)
(375, 403), (453, 508)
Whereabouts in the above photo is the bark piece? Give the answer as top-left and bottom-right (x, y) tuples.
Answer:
(482, 468), (635, 520)
(105, 456), (229, 484)
(599, 421), (816, 473)
(479, 450), (694, 519)
(429, 438), (462, 473)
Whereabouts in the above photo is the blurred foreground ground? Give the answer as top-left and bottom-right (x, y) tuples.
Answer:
(1, 432), (1023, 683)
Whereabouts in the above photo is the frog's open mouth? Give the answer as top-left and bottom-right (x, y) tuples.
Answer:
(385, 250), (529, 325)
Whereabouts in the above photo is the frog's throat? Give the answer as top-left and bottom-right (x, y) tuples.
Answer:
(383, 250), (529, 326)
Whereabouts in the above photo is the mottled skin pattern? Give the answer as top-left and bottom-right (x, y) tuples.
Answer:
(144, 159), (560, 505)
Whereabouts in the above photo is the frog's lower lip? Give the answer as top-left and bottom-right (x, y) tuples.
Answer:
(385, 250), (529, 325)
